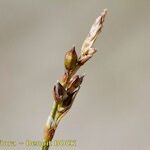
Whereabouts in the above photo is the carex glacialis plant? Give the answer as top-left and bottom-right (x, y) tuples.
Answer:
(42, 9), (107, 150)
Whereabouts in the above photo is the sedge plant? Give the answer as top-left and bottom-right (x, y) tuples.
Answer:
(41, 9), (107, 150)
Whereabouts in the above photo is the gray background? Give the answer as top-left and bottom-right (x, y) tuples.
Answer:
(0, 0), (150, 150)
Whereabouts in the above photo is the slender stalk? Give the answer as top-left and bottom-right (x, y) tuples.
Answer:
(42, 103), (57, 150)
(41, 9), (107, 150)
(51, 102), (58, 119)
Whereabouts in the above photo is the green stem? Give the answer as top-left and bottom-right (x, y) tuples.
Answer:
(41, 102), (58, 150)
(51, 101), (58, 119)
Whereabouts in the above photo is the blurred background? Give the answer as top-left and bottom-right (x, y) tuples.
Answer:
(0, 0), (150, 150)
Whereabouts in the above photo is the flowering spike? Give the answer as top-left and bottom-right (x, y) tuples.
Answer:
(67, 75), (84, 93)
(42, 9), (107, 150)
(53, 81), (68, 103)
(64, 46), (78, 71)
